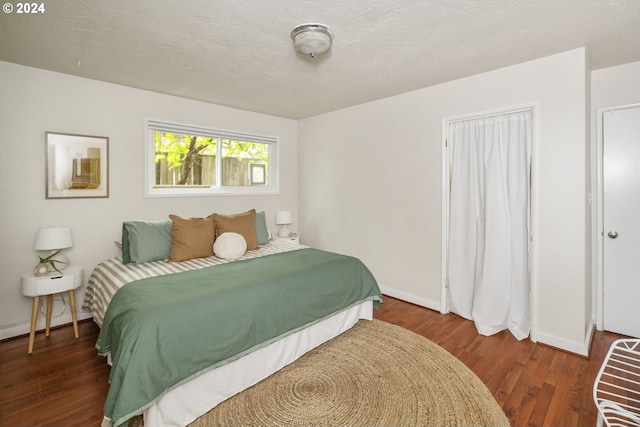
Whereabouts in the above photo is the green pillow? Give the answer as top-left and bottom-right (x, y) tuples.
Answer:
(255, 211), (269, 245)
(122, 220), (172, 264)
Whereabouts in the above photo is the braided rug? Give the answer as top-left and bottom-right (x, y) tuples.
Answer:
(133, 319), (509, 427)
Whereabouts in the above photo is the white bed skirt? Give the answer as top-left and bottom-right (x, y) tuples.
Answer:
(102, 301), (373, 427)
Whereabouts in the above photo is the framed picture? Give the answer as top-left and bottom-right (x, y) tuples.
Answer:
(45, 132), (109, 199)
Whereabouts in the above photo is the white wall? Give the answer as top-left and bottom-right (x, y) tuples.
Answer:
(590, 60), (640, 329)
(592, 61), (640, 110)
(299, 48), (592, 354)
(0, 61), (298, 340)
(2, 50), (611, 355)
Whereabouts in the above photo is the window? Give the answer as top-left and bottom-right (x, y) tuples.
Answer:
(145, 119), (278, 197)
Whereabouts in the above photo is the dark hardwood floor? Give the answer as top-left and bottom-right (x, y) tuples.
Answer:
(0, 296), (622, 427)
(374, 297), (623, 427)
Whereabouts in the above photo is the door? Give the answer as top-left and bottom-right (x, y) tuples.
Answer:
(603, 106), (640, 338)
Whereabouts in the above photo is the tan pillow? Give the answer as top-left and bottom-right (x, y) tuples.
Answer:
(168, 214), (215, 262)
(212, 209), (258, 250)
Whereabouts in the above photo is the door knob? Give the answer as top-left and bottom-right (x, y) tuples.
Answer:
(608, 231), (619, 239)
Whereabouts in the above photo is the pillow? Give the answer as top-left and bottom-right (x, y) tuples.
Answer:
(121, 220), (172, 264)
(213, 232), (247, 260)
(168, 214), (215, 262)
(255, 211), (269, 245)
(212, 209), (258, 250)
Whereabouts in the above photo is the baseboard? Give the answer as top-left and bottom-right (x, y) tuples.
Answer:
(380, 287), (598, 357)
(585, 318), (597, 356)
(536, 319), (596, 357)
(379, 286), (442, 312)
(0, 311), (92, 341)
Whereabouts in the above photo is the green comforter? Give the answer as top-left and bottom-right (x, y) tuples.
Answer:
(96, 248), (382, 426)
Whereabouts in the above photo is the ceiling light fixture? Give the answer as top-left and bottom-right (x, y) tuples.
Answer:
(291, 23), (334, 58)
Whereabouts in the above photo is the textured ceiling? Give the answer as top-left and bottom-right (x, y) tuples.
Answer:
(1, 0), (640, 119)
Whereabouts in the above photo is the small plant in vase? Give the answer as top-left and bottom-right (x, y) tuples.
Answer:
(34, 250), (68, 276)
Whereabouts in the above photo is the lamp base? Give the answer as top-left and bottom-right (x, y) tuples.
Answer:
(37, 251), (70, 275)
(278, 225), (291, 238)
(50, 252), (70, 273)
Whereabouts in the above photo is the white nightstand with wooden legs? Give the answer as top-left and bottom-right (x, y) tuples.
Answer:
(21, 266), (82, 354)
(276, 233), (300, 245)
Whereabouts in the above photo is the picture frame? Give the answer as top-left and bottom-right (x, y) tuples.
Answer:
(45, 132), (109, 199)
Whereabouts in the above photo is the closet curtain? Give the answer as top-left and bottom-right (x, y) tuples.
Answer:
(447, 110), (531, 340)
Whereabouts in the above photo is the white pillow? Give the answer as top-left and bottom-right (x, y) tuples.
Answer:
(213, 232), (247, 260)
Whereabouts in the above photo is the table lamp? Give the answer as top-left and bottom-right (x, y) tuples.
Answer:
(34, 226), (72, 275)
(276, 211), (293, 238)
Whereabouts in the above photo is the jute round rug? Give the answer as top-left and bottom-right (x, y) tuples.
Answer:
(134, 319), (509, 426)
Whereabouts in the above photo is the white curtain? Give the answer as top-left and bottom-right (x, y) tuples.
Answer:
(447, 110), (531, 340)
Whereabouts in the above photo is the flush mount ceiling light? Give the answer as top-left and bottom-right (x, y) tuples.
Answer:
(291, 23), (334, 58)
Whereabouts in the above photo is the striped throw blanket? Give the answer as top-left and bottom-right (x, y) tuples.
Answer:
(83, 239), (304, 326)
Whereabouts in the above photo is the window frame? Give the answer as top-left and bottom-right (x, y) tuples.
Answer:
(144, 118), (278, 198)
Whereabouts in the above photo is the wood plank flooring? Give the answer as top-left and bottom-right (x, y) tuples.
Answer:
(0, 295), (623, 426)
(374, 297), (623, 427)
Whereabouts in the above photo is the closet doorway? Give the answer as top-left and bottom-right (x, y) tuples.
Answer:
(442, 108), (533, 340)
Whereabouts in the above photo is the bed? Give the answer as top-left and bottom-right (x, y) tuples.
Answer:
(83, 216), (382, 427)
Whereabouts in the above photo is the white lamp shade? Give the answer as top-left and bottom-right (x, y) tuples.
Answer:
(276, 211), (293, 225)
(34, 227), (72, 250)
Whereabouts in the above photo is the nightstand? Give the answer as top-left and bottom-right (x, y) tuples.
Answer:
(21, 266), (82, 354)
(277, 233), (300, 245)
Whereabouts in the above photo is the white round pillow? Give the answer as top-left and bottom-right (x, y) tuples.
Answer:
(213, 232), (247, 260)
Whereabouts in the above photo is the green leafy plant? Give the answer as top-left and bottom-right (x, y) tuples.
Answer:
(38, 250), (67, 274)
